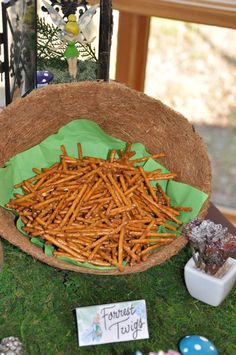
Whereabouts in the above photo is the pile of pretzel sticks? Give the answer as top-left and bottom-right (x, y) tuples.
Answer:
(6, 143), (192, 271)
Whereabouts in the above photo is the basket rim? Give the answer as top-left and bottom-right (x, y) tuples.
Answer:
(0, 238), (3, 270)
(0, 81), (211, 274)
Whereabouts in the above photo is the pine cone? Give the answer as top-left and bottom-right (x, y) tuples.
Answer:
(0, 337), (23, 355)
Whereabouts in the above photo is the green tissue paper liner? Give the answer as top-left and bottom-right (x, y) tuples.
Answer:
(0, 119), (208, 269)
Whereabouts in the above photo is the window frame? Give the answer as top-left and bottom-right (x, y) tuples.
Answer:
(112, 0), (236, 29)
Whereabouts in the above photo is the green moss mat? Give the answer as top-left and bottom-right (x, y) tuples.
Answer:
(37, 59), (98, 83)
(0, 240), (235, 355)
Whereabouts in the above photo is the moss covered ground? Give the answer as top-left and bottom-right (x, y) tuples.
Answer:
(0, 240), (235, 355)
(37, 59), (98, 84)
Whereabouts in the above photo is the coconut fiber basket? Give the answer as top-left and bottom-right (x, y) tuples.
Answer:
(0, 81), (212, 275)
(0, 240), (3, 271)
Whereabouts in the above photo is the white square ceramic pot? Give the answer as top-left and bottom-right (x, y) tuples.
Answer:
(184, 257), (236, 306)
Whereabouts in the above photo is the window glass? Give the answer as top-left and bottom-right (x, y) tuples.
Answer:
(145, 18), (236, 209)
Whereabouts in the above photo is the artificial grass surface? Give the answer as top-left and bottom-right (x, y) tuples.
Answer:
(0, 239), (235, 355)
(37, 59), (98, 83)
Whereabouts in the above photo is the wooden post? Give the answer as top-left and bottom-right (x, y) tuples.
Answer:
(98, 0), (112, 81)
(116, 11), (150, 92)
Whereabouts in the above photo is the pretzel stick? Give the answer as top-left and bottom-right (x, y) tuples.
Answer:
(109, 149), (117, 162)
(84, 235), (109, 251)
(60, 184), (87, 227)
(119, 175), (128, 193)
(139, 166), (158, 202)
(77, 143), (83, 159)
(130, 237), (176, 244)
(83, 179), (103, 202)
(88, 243), (104, 261)
(141, 241), (171, 260)
(148, 173), (177, 180)
(13, 170), (47, 188)
(126, 142), (132, 154)
(68, 184), (90, 225)
(107, 173), (130, 206)
(43, 234), (83, 259)
(98, 171), (122, 207)
(118, 227), (125, 269)
(60, 145), (68, 156)
(174, 206), (193, 212)
(131, 220), (156, 259)
(45, 198), (66, 227)
(108, 205), (134, 216)
(123, 243), (139, 261)
(131, 153), (165, 163)
(98, 250), (123, 271)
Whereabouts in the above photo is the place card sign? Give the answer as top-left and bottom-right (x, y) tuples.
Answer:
(76, 299), (149, 346)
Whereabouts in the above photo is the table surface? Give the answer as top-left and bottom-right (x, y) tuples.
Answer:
(206, 202), (236, 234)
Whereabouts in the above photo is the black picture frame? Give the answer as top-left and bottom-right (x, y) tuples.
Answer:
(2, 0), (37, 105)
(98, 0), (112, 81)
(2, 0), (112, 105)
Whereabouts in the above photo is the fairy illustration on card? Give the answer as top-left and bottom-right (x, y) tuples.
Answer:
(81, 313), (103, 343)
(41, 0), (98, 79)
